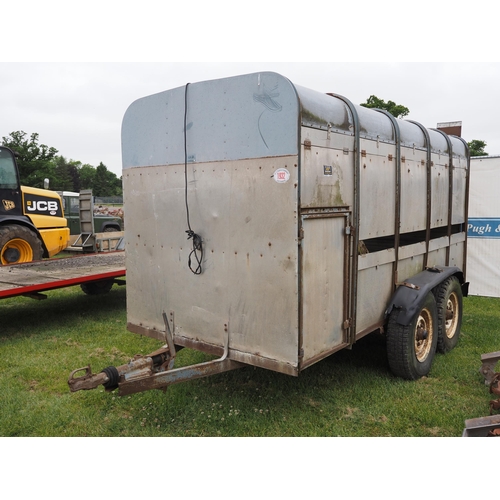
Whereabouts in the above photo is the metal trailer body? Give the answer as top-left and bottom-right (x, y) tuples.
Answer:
(118, 72), (468, 381)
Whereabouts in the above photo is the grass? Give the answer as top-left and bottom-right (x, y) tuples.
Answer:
(0, 285), (498, 437)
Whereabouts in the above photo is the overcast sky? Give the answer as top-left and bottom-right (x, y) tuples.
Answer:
(2, 61), (499, 177)
(2, 2), (498, 179)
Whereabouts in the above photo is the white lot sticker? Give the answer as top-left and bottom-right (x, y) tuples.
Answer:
(273, 168), (290, 183)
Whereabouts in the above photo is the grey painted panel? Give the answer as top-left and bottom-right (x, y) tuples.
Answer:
(122, 72), (299, 168)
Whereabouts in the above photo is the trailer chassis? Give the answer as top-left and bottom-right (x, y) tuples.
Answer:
(68, 313), (245, 396)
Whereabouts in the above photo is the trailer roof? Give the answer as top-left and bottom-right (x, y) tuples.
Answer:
(121, 72), (468, 169)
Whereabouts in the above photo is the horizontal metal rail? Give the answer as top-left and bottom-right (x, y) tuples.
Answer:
(118, 354), (245, 396)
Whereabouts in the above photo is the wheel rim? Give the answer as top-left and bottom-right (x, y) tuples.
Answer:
(414, 308), (434, 362)
(445, 292), (459, 340)
(1, 238), (34, 264)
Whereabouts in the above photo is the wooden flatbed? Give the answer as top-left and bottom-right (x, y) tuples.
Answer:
(0, 252), (126, 299)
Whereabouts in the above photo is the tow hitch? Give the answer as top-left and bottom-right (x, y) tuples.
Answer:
(68, 313), (244, 396)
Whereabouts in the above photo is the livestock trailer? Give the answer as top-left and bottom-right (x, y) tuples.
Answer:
(69, 72), (470, 396)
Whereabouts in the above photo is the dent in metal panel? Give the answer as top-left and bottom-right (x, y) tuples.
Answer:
(124, 156), (300, 369)
(122, 72), (299, 169)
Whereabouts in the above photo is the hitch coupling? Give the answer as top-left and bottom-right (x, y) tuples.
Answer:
(68, 347), (173, 393)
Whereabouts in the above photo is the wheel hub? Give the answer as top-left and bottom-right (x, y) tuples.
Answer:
(1, 237), (34, 265)
(445, 293), (459, 339)
(415, 310), (433, 362)
(3, 247), (21, 263)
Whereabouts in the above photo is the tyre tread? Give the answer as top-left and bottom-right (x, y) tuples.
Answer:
(433, 276), (462, 354)
(386, 292), (438, 380)
(0, 225), (43, 264)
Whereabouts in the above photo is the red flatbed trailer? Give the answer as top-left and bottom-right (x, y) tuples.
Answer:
(0, 252), (125, 300)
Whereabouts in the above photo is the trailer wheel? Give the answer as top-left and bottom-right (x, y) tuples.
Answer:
(0, 225), (43, 265)
(386, 292), (438, 380)
(433, 276), (462, 354)
(81, 279), (114, 295)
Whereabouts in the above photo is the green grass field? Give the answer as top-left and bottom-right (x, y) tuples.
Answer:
(0, 283), (498, 437)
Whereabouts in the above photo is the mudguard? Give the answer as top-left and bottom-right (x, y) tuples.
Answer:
(0, 215), (39, 234)
(385, 266), (468, 326)
(0, 216), (48, 256)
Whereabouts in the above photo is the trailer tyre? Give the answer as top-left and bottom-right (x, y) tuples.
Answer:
(80, 279), (114, 295)
(433, 276), (462, 354)
(386, 292), (438, 380)
(0, 225), (43, 265)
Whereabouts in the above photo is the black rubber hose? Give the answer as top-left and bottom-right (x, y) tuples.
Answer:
(101, 366), (120, 391)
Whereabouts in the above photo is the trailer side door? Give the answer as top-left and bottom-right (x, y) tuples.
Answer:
(300, 212), (351, 369)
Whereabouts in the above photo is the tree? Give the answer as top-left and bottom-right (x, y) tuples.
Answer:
(51, 155), (78, 191)
(92, 162), (122, 197)
(2, 131), (123, 196)
(78, 164), (96, 190)
(1, 131), (58, 188)
(468, 139), (488, 157)
(360, 95), (410, 119)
